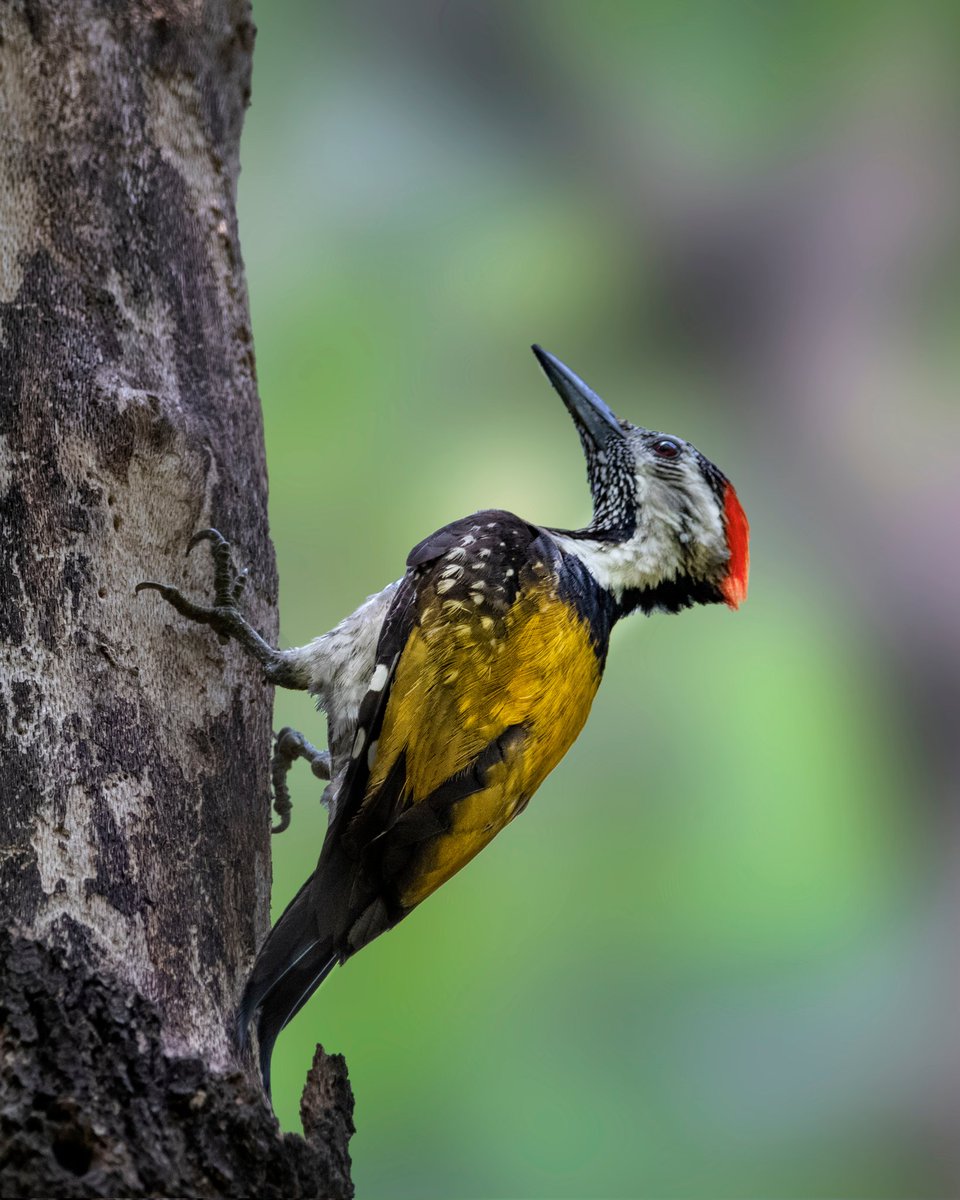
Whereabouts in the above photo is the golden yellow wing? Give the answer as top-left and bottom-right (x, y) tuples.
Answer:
(342, 512), (604, 914)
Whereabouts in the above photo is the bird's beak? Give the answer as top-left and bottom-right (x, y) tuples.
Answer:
(531, 345), (625, 449)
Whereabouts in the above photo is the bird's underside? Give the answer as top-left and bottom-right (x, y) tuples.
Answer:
(137, 345), (749, 1094)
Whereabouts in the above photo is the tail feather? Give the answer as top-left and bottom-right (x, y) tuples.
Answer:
(236, 872), (338, 1096)
(254, 944), (338, 1095)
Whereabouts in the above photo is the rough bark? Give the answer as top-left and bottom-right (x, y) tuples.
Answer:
(0, 3), (353, 1196)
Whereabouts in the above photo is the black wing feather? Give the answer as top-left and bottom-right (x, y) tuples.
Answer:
(238, 510), (543, 1092)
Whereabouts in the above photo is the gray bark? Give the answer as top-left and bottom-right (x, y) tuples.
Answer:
(0, 3), (353, 1195)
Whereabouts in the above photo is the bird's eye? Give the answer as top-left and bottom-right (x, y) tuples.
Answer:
(652, 437), (681, 459)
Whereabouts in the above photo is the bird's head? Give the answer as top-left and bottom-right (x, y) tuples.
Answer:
(533, 345), (749, 613)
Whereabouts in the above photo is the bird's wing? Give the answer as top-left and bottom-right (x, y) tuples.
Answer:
(329, 511), (604, 944)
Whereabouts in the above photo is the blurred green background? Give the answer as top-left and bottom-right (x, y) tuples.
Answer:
(238, 3), (958, 1197)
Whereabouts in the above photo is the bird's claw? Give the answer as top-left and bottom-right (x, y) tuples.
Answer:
(137, 529), (265, 652)
(185, 527), (247, 610)
(271, 726), (331, 834)
(134, 578), (226, 629)
(139, 527), (304, 687)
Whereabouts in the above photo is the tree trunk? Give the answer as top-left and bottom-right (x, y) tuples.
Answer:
(0, 3), (353, 1195)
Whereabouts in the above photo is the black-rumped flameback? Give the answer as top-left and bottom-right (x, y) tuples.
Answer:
(138, 346), (750, 1093)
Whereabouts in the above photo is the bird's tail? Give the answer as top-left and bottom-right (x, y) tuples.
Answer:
(236, 873), (338, 1096)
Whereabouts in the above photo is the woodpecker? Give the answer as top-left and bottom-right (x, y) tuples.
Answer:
(138, 346), (749, 1093)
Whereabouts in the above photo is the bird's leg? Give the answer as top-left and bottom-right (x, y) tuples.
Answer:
(136, 528), (305, 689)
(270, 726), (332, 834)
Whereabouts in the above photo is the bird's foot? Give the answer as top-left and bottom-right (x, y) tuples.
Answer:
(137, 529), (298, 686)
(271, 726), (332, 834)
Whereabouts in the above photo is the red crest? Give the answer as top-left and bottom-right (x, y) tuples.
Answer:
(720, 483), (749, 609)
